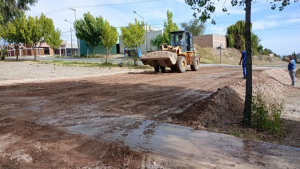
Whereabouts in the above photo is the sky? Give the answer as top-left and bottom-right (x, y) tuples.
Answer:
(26, 0), (300, 55)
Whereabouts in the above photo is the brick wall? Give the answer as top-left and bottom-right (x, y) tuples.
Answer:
(212, 35), (227, 48)
(193, 34), (226, 48)
(193, 35), (213, 48)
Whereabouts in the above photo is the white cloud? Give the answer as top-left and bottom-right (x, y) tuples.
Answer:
(252, 20), (278, 30)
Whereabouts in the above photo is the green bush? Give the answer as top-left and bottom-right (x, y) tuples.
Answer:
(296, 69), (300, 78)
(261, 50), (269, 56)
(251, 95), (283, 135)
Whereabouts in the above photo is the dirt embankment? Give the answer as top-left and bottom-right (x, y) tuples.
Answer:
(197, 46), (284, 66)
(173, 68), (300, 147)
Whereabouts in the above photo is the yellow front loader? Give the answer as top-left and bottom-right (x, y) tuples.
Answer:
(140, 31), (200, 73)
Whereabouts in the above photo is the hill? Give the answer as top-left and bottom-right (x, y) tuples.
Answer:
(196, 46), (284, 65)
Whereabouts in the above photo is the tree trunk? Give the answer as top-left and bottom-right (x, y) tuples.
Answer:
(92, 47), (95, 58)
(134, 46), (138, 66)
(243, 0), (252, 127)
(106, 49), (108, 63)
(34, 46), (37, 61)
(15, 45), (19, 61)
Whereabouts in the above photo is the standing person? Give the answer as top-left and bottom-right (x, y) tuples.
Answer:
(239, 50), (247, 79)
(285, 55), (296, 87)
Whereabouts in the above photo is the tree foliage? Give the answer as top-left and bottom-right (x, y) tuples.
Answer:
(27, 13), (55, 61)
(121, 18), (145, 66)
(163, 10), (179, 45)
(1, 15), (29, 60)
(257, 44), (263, 52)
(184, 0), (298, 24)
(101, 20), (118, 63)
(46, 28), (63, 52)
(150, 34), (163, 50)
(74, 12), (104, 57)
(226, 20), (261, 55)
(1, 13), (58, 61)
(180, 19), (206, 36)
(0, 0), (37, 24)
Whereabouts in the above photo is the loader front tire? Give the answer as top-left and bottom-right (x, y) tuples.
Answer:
(154, 66), (159, 72)
(191, 57), (199, 71)
(160, 66), (166, 73)
(176, 56), (187, 73)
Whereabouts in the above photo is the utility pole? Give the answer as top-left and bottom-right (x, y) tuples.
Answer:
(220, 44), (222, 64)
(69, 7), (80, 56)
(70, 27), (73, 56)
(217, 44), (222, 64)
(243, 0), (252, 127)
(133, 11), (147, 54)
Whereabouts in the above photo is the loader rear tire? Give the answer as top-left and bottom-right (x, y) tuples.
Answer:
(160, 66), (166, 73)
(176, 56), (187, 73)
(154, 66), (159, 72)
(191, 57), (199, 71)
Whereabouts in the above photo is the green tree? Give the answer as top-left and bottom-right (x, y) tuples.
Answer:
(74, 12), (104, 57)
(3, 15), (29, 61)
(184, 0), (297, 127)
(46, 28), (63, 54)
(101, 20), (118, 63)
(250, 33), (260, 55)
(226, 20), (260, 55)
(27, 15), (42, 60)
(163, 10), (179, 45)
(121, 18), (145, 66)
(150, 34), (163, 50)
(37, 13), (54, 57)
(257, 44), (263, 52)
(26, 13), (55, 61)
(0, 0), (37, 24)
(180, 19), (206, 36)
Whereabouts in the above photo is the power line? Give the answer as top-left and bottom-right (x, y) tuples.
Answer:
(254, 23), (300, 31)
(61, 30), (74, 33)
(44, 0), (163, 15)
(70, 0), (163, 8)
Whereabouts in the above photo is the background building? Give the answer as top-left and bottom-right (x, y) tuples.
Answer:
(79, 39), (117, 56)
(119, 25), (162, 54)
(193, 34), (227, 48)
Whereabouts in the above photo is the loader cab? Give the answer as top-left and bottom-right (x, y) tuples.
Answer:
(170, 31), (194, 53)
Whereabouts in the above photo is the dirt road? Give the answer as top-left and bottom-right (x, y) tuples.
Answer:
(0, 62), (299, 168)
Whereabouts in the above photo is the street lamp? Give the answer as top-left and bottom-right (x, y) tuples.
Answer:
(65, 19), (74, 53)
(68, 7), (80, 57)
(133, 11), (147, 54)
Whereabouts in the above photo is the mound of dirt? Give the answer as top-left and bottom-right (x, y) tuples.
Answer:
(173, 86), (244, 128)
(173, 69), (293, 129)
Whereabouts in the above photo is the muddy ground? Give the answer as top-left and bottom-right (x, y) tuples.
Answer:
(0, 62), (300, 168)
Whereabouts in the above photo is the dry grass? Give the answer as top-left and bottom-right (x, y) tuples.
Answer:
(296, 68), (300, 78)
(195, 45), (284, 65)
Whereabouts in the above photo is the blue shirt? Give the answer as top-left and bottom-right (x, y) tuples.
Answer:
(178, 39), (183, 46)
(242, 51), (252, 65)
(288, 59), (296, 70)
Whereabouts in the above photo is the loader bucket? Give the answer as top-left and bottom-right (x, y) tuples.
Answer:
(140, 51), (177, 67)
